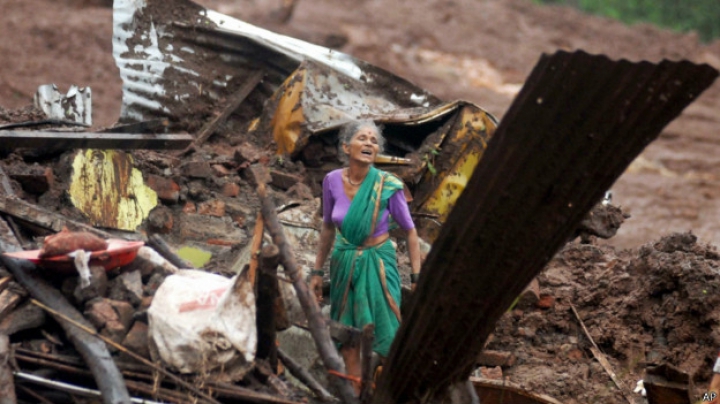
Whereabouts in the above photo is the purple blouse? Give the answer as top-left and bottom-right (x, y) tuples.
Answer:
(322, 169), (414, 238)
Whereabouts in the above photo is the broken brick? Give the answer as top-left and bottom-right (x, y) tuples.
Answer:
(477, 350), (517, 368)
(222, 182), (241, 197)
(212, 164), (231, 176)
(121, 321), (150, 360)
(180, 161), (214, 179)
(478, 366), (503, 380)
(84, 298), (118, 329)
(8, 164), (53, 195)
(101, 319), (128, 350)
(183, 202), (196, 213)
(145, 174), (180, 204)
(516, 278), (540, 308)
(108, 299), (134, 331)
(197, 199), (226, 217)
(233, 142), (261, 164)
(73, 265), (109, 304)
(536, 294), (555, 309)
(108, 270), (143, 307)
(269, 169), (303, 190)
(147, 205), (174, 234)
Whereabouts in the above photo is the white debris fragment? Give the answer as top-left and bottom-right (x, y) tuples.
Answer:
(69, 250), (92, 289)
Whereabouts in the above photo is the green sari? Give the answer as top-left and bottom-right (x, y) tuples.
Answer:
(329, 166), (405, 356)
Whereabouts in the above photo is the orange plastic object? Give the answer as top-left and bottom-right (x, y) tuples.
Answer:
(3, 239), (144, 274)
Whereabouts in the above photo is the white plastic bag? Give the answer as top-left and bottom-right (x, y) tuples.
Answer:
(148, 268), (256, 375)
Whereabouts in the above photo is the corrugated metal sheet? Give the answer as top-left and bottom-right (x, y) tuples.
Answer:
(374, 50), (718, 403)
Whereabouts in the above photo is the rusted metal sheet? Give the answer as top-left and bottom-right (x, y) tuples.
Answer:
(373, 51), (718, 403)
(68, 150), (158, 231)
(0, 131), (193, 150)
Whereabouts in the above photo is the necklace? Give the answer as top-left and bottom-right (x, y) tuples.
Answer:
(345, 169), (362, 186)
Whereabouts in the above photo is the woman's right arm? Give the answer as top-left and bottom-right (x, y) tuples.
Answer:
(310, 221), (335, 303)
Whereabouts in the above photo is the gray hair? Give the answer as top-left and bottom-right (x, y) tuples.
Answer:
(337, 120), (385, 164)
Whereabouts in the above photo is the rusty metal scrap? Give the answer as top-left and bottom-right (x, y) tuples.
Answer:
(373, 50), (718, 403)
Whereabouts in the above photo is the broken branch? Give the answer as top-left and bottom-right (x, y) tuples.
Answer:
(277, 348), (335, 402)
(243, 165), (359, 404)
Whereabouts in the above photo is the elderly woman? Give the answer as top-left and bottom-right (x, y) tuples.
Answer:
(309, 120), (422, 388)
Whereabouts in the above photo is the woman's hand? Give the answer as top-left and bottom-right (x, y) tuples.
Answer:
(309, 274), (324, 304)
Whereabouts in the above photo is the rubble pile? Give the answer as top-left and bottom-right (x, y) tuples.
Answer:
(484, 233), (720, 403)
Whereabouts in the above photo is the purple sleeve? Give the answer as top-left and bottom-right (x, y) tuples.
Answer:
(388, 189), (415, 230)
(322, 174), (335, 224)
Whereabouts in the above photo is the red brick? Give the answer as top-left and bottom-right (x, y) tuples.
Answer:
(121, 322), (150, 360)
(84, 298), (117, 329)
(567, 349), (584, 360)
(536, 294), (555, 309)
(479, 366), (503, 380)
(108, 300), (134, 331)
(146, 174), (180, 204)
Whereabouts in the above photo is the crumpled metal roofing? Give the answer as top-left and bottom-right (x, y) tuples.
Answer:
(112, 0), (439, 126)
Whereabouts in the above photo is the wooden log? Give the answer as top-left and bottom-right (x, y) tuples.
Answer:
(277, 348), (335, 402)
(360, 324), (375, 404)
(243, 165), (359, 404)
(0, 334), (15, 404)
(257, 244), (280, 371)
(0, 196), (112, 239)
(256, 359), (292, 398)
(0, 131), (193, 151)
(195, 71), (264, 146)
(373, 51), (719, 403)
(146, 234), (192, 269)
(0, 255), (132, 404)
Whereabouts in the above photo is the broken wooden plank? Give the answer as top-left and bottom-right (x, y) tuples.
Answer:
(643, 364), (692, 404)
(0, 334), (15, 404)
(195, 71), (264, 146)
(244, 165), (359, 404)
(0, 196), (112, 238)
(0, 131), (193, 151)
(373, 51), (718, 403)
(0, 301), (45, 335)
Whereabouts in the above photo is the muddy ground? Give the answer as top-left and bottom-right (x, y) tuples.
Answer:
(2, 0), (720, 402)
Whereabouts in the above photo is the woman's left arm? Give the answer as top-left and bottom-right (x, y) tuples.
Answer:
(406, 227), (422, 290)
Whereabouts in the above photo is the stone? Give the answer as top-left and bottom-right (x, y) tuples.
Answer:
(187, 181), (210, 201)
(286, 182), (314, 201)
(180, 161), (214, 179)
(146, 205), (174, 234)
(108, 270), (143, 307)
(197, 199), (226, 217)
(145, 174), (180, 204)
(516, 278), (540, 308)
(73, 265), (108, 304)
(121, 321), (150, 360)
(182, 202), (196, 213)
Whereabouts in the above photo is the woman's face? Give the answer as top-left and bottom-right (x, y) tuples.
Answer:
(343, 126), (380, 164)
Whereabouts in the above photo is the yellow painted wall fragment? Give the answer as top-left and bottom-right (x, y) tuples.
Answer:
(69, 150), (157, 230)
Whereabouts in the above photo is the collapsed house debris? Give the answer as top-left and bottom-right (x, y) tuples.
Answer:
(0, 0), (717, 403)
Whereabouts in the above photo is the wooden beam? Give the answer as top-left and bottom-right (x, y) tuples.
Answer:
(256, 244), (280, 371)
(373, 51), (718, 403)
(0, 132), (193, 151)
(0, 196), (112, 238)
(195, 71), (264, 146)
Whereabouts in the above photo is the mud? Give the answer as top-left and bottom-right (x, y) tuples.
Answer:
(2, 0), (720, 402)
